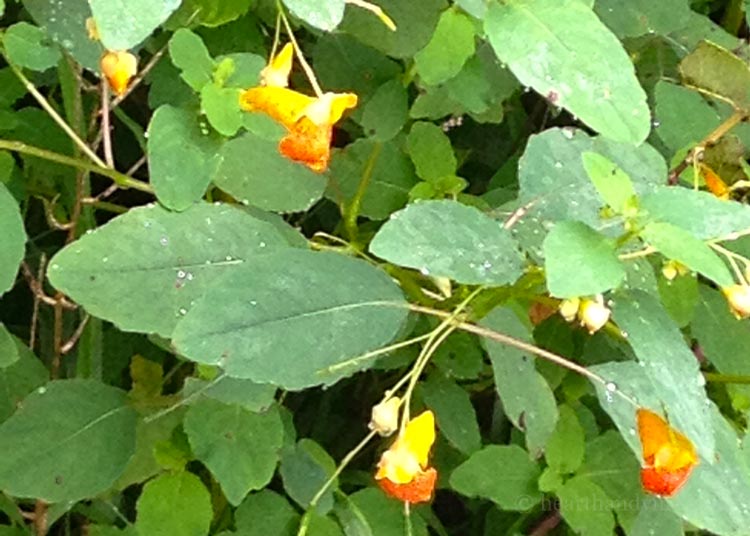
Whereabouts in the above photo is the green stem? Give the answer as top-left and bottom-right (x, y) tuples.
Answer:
(704, 372), (750, 384)
(345, 142), (382, 242)
(0, 139), (153, 194)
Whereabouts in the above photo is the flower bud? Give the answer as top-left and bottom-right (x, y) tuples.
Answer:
(559, 297), (580, 323)
(369, 397), (401, 437)
(578, 297), (611, 334)
(722, 284), (750, 319)
(100, 50), (137, 96)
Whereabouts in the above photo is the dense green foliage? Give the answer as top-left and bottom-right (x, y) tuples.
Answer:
(3, 0), (750, 534)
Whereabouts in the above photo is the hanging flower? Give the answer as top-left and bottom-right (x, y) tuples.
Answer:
(369, 397), (401, 437)
(239, 44), (357, 172)
(100, 50), (138, 96)
(700, 164), (730, 200)
(722, 284), (750, 319)
(637, 408), (698, 497)
(577, 295), (611, 334)
(375, 410), (437, 503)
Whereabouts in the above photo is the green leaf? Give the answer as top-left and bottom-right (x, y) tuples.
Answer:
(421, 374), (481, 455)
(340, 0), (447, 59)
(307, 513), (344, 536)
(450, 445), (542, 510)
(581, 152), (637, 214)
(611, 291), (714, 459)
(326, 139), (418, 220)
(558, 476), (616, 536)
(0, 379), (136, 502)
(168, 0), (254, 27)
(235, 490), (299, 536)
(201, 85), (243, 137)
(221, 53), (265, 88)
(135, 472), (212, 536)
(183, 376), (277, 413)
(680, 41), (750, 111)
(282, 0), (345, 31)
(640, 186), (750, 240)
(185, 400), (283, 505)
(594, 0), (692, 39)
(348, 488), (428, 536)
(0, 183), (26, 297)
(543, 221), (626, 298)
(361, 81), (409, 141)
(406, 122), (456, 182)
(640, 222), (733, 287)
(0, 340), (47, 423)
(89, 0), (181, 50)
(213, 131), (328, 213)
(47, 203), (295, 337)
(169, 29), (214, 91)
(22, 0), (101, 71)
(414, 10), (475, 86)
(485, 0), (650, 144)
(630, 496), (684, 536)
(480, 307), (558, 456)
(370, 200), (524, 286)
(280, 439), (337, 512)
(591, 362), (750, 535)
(0, 325), (19, 368)
(658, 272), (699, 328)
(3, 22), (60, 71)
(147, 105), (223, 210)
(172, 250), (408, 389)
(544, 405), (584, 474)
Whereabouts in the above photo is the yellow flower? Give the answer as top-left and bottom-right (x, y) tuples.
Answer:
(577, 296), (611, 334)
(722, 284), (750, 319)
(375, 410), (437, 503)
(100, 50), (137, 96)
(239, 45), (357, 172)
(369, 397), (401, 437)
(558, 297), (580, 323)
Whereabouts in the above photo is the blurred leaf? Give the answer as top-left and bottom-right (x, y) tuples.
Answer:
(235, 490), (299, 536)
(414, 10), (475, 86)
(558, 475), (616, 536)
(361, 80), (408, 141)
(630, 495), (684, 536)
(185, 400), (283, 505)
(485, 0), (650, 144)
(169, 0), (254, 27)
(657, 272), (698, 328)
(640, 186), (750, 240)
(280, 439), (337, 513)
(481, 307), (558, 456)
(340, 0), (447, 59)
(594, 0), (691, 38)
(543, 221), (626, 298)
(680, 41), (750, 111)
(0, 380), (136, 502)
(201, 84), (243, 136)
(169, 29), (214, 91)
(307, 513), (344, 536)
(545, 405), (585, 474)
(581, 152), (637, 214)
(327, 139), (418, 220)
(0, 339), (47, 423)
(183, 376), (277, 412)
(221, 52), (264, 88)
(147, 105), (223, 210)
(640, 222), (733, 287)
(348, 488), (428, 536)
(47, 203), (295, 337)
(0, 183), (26, 297)
(89, 0), (181, 50)
(455, 0), (488, 18)
(0, 325), (18, 368)
(450, 445), (542, 510)
(135, 471), (212, 536)
(421, 374), (481, 455)
(282, 0), (345, 31)
(172, 250), (408, 389)
(369, 200), (524, 286)
(22, 0), (101, 71)
(4, 22), (60, 71)
(406, 122), (456, 182)
(213, 131), (328, 213)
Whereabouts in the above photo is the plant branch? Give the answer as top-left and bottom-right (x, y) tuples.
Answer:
(345, 142), (382, 241)
(277, 1), (324, 97)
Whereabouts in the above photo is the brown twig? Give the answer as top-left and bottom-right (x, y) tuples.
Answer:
(20, 262), (76, 309)
(28, 255), (46, 351)
(528, 509), (561, 536)
(33, 499), (48, 536)
(61, 314), (90, 354)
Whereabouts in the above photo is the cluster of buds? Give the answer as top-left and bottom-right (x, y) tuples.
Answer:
(558, 294), (611, 334)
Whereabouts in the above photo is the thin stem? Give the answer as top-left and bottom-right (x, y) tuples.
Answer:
(101, 82), (114, 168)
(143, 374), (226, 423)
(5, 60), (107, 168)
(618, 246), (656, 261)
(277, 2), (324, 97)
(345, 0), (396, 30)
(111, 44), (167, 109)
(345, 142), (382, 241)
(322, 332), (432, 375)
(0, 140), (153, 193)
(270, 12), (282, 60)
(711, 243), (749, 285)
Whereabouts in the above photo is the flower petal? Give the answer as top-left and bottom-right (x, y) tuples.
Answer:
(239, 87), (315, 129)
(403, 410), (436, 469)
(261, 43), (294, 87)
(637, 408), (697, 472)
(302, 92), (358, 126)
(279, 119), (331, 173)
(640, 465), (694, 497)
(100, 50), (137, 96)
(378, 467), (437, 503)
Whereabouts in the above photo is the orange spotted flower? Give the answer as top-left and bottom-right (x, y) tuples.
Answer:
(375, 410), (437, 503)
(100, 50), (138, 96)
(239, 43), (357, 173)
(637, 408), (698, 497)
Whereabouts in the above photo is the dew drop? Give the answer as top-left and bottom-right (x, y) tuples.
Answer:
(605, 381), (617, 393)
(177, 270), (186, 279)
(37, 386), (47, 394)
(160, 237), (169, 246)
(178, 308), (187, 316)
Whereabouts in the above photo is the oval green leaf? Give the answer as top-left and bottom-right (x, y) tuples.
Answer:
(0, 183), (26, 297)
(89, 0), (181, 50)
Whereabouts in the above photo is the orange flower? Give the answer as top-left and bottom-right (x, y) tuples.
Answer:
(637, 408), (698, 497)
(700, 164), (730, 200)
(375, 410), (437, 503)
(100, 50), (137, 96)
(239, 45), (357, 172)
(722, 284), (750, 319)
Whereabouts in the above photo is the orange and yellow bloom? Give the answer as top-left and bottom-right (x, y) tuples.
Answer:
(239, 43), (357, 173)
(375, 410), (437, 503)
(100, 50), (138, 96)
(637, 408), (698, 497)
(722, 284), (750, 319)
